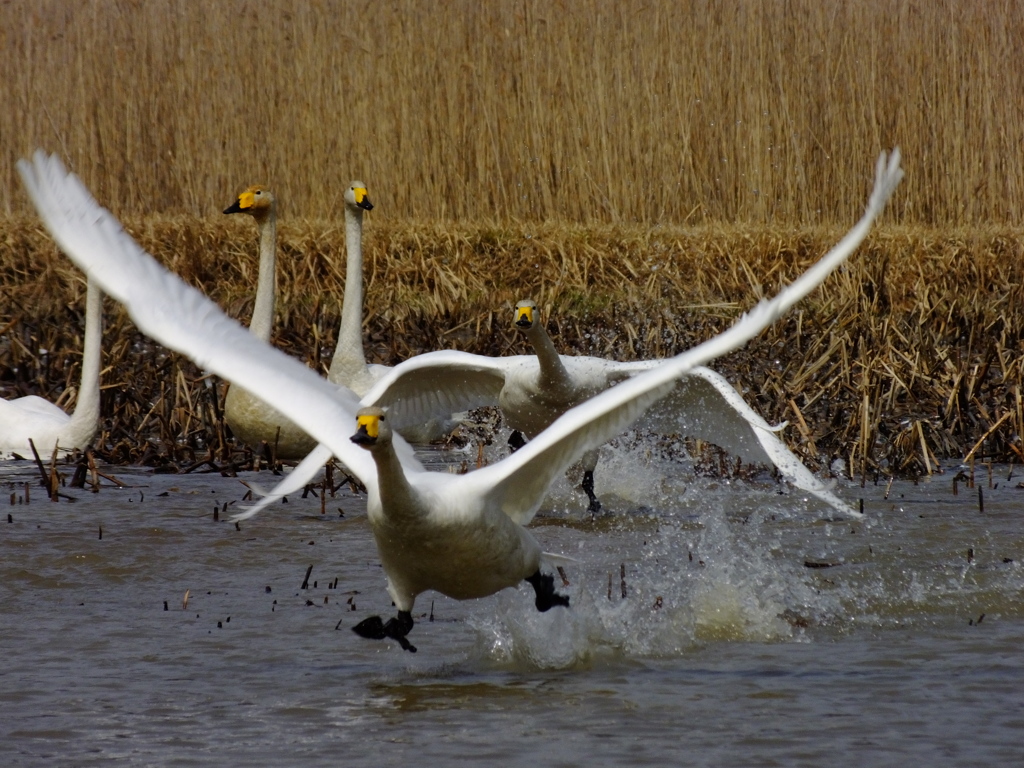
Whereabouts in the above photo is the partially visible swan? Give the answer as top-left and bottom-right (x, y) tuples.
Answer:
(323, 181), (454, 443)
(0, 275), (102, 458)
(18, 148), (901, 651)
(222, 185), (317, 459)
(327, 181), (383, 395)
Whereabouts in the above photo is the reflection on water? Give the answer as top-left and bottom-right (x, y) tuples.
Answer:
(2, 448), (1024, 766)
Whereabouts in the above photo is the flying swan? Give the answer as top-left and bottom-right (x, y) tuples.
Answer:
(0, 273), (102, 458)
(18, 149), (902, 651)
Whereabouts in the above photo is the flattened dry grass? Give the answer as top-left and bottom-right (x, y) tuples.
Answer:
(2, 218), (1023, 477)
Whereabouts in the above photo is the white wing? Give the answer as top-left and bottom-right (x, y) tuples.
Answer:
(601, 364), (849, 514)
(450, 149), (902, 523)
(232, 442), (335, 521)
(360, 349), (512, 430)
(16, 151), (389, 486)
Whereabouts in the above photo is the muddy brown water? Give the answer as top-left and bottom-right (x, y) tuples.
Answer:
(2, 445), (1023, 766)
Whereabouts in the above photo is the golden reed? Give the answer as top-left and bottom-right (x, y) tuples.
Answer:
(1, 0), (1022, 223)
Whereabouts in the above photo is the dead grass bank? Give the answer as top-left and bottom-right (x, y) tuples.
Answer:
(2, 216), (1022, 477)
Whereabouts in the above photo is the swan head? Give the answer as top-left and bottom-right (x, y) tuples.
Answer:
(513, 299), (538, 331)
(350, 406), (390, 448)
(224, 185), (275, 221)
(345, 181), (373, 213)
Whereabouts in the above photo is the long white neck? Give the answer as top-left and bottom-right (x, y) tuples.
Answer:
(524, 322), (572, 393)
(328, 204), (368, 388)
(368, 441), (421, 523)
(62, 276), (102, 448)
(248, 212), (277, 342)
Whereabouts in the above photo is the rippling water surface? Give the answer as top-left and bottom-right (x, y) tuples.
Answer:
(2, 445), (1023, 766)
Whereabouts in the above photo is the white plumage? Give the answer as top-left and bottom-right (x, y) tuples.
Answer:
(0, 274), (102, 458)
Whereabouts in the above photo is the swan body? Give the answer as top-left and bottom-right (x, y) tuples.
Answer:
(0, 275), (102, 458)
(222, 185), (317, 459)
(18, 148), (901, 651)
(355, 407), (543, 604)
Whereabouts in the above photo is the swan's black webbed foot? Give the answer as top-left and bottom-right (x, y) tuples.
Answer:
(352, 610), (417, 652)
(508, 430), (527, 453)
(525, 570), (570, 612)
(581, 469), (602, 514)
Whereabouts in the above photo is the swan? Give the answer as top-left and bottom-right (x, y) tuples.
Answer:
(327, 181), (383, 395)
(322, 180), (456, 443)
(18, 148), (901, 652)
(0, 274), (102, 458)
(357, 301), (850, 514)
(221, 184), (317, 459)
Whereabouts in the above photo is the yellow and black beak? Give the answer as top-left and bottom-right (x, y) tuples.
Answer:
(223, 190), (255, 215)
(350, 413), (380, 445)
(514, 305), (534, 329)
(353, 187), (373, 212)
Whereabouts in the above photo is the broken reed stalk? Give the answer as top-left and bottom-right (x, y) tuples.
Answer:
(964, 411), (1013, 464)
(48, 444), (60, 501)
(27, 439), (48, 494)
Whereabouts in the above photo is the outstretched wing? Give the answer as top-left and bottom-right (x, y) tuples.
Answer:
(452, 150), (902, 523)
(17, 151), (383, 485)
(603, 364), (850, 514)
(360, 350), (511, 430)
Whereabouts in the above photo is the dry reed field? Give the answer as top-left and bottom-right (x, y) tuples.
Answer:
(2, 1), (1024, 479)
(2, 0), (1023, 222)
(4, 217), (1023, 480)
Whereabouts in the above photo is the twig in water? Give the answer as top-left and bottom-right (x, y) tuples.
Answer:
(557, 566), (569, 586)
